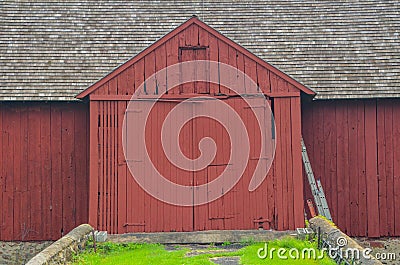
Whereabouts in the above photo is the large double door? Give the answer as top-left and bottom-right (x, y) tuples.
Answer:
(120, 96), (274, 232)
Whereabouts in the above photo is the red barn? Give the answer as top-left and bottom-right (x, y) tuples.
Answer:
(1, 1), (399, 240)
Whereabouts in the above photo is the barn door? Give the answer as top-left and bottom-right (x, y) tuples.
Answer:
(192, 96), (274, 230)
(124, 100), (194, 232)
(123, 95), (274, 232)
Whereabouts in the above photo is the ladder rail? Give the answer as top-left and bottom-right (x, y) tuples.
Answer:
(301, 138), (332, 221)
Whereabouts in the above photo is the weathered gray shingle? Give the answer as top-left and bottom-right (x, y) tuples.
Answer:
(1, 0), (399, 100)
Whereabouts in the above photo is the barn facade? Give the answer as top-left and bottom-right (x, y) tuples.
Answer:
(77, 17), (314, 234)
(1, 1), (399, 240)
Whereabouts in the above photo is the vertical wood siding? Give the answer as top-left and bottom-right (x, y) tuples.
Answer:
(0, 102), (89, 241)
(88, 23), (304, 233)
(302, 99), (400, 237)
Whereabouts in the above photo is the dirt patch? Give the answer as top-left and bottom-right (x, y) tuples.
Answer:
(165, 243), (244, 264)
(210, 256), (240, 265)
(355, 237), (400, 265)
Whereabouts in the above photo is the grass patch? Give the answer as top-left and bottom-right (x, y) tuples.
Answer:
(71, 237), (335, 265)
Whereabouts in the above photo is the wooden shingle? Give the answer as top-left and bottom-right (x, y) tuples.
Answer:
(0, 0), (399, 100)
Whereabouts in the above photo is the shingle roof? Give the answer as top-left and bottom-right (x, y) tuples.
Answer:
(1, 0), (399, 100)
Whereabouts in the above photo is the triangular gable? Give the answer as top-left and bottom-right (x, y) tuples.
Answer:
(76, 16), (315, 99)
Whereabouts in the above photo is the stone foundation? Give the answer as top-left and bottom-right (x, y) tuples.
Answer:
(26, 224), (93, 265)
(0, 241), (53, 265)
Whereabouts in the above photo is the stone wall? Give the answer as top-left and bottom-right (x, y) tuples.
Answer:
(0, 241), (53, 265)
(309, 217), (383, 265)
(26, 224), (93, 265)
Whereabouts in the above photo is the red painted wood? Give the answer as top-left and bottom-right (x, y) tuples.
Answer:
(277, 77), (287, 93)
(9, 107), (20, 239)
(109, 102), (115, 233)
(384, 101), (395, 235)
(0, 103), (89, 241)
(185, 24), (199, 46)
(392, 101), (400, 235)
(180, 48), (196, 94)
(357, 102), (367, 236)
(236, 51), (245, 95)
(313, 102), (326, 216)
(291, 97), (304, 228)
(336, 101), (346, 231)
(2, 105), (14, 241)
(134, 58), (145, 94)
(198, 26), (208, 47)
(88, 101), (99, 229)
(2, 192), (13, 240)
(144, 51), (156, 95)
(270, 72), (278, 93)
(29, 106), (42, 239)
(155, 44), (167, 95)
(208, 33), (219, 95)
(244, 55), (258, 94)
(227, 45), (238, 96)
(377, 102), (388, 236)
(281, 98), (290, 230)
(322, 103), (335, 223)
(218, 40), (230, 95)
(106, 102), (111, 232)
(95, 83), (109, 96)
(150, 101), (160, 231)
(302, 99), (400, 237)
(126, 66), (135, 94)
(347, 102), (359, 236)
(165, 36), (179, 94)
(62, 109), (76, 234)
(117, 69), (129, 96)
(365, 101), (379, 237)
(50, 105), (63, 239)
(40, 105), (52, 239)
(343, 102), (351, 234)
(273, 98), (284, 230)
(256, 63), (271, 94)
(117, 101), (127, 233)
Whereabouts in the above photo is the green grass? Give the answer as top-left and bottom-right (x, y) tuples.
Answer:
(71, 237), (336, 265)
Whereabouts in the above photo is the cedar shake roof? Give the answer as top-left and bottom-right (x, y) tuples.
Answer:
(1, 0), (399, 100)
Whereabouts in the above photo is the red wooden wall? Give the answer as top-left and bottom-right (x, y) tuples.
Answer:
(83, 19), (306, 234)
(0, 102), (89, 241)
(302, 99), (400, 237)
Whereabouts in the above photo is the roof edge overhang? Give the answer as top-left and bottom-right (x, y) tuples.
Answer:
(76, 16), (316, 99)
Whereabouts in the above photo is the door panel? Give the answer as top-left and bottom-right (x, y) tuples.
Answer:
(123, 95), (274, 231)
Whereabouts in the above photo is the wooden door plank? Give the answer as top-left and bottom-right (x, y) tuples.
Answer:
(384, 101), (395, 235)
(357, 102), (367, 236)
(50, 105), (63, 239)
(348, 102), (359, 236)
(117, 101), (127, 233)
(392, 101), (400, 236)
(273, 98), (283, 230)
(365, 101), (379, 237)
(256, 64), (271, 94)
(336, 101), (347, 231)
(28, 106), (42, 240)
(61, 108), (76, 235)
(377, 101), (388, 236)
(40, 104), (52, 239)
(208, 33), (219, 95)
(88, 101), (99, 229)
(322, 102), (336, 223)
(291, 97), (304, 228)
